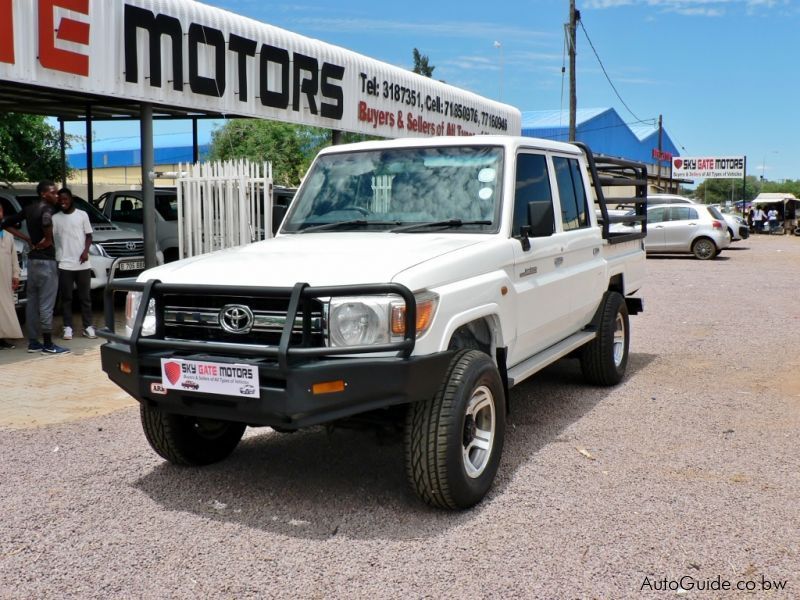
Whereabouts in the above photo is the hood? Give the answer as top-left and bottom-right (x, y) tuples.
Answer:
(138, 233), (485, 287)
(92, 228), (143, 242)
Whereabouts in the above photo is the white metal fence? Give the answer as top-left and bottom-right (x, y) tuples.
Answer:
(176, 160), (273, 259)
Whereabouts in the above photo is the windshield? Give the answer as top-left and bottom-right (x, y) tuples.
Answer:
(282, 146), (503, 233)
(17, 194), (112, 225)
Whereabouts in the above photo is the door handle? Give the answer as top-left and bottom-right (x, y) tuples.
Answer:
(655, 225), (665, 229)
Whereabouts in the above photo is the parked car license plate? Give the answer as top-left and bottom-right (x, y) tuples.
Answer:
(118, 259), (145, 271)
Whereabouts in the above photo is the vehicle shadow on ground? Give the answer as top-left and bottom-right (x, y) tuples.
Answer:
(647, 255), (731, 261)
(135, 352), (657, 541)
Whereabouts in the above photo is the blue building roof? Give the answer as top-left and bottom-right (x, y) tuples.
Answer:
(521, 108), (679, 165)
(67, 144), (211, 169)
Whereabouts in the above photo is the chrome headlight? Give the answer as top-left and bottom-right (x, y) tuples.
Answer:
(89, 243), (108, 257)
(328, 297), (392, 347)
(124, 291), (156, 337)
(327, 292), (439, 347)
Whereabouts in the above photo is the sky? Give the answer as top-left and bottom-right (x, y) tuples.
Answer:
(67, 0), (800, 182)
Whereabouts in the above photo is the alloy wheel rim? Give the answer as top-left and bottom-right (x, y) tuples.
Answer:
(613, 313), (626, 367)
(462, 386), (496, 478)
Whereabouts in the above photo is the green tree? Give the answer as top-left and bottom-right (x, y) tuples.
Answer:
(0, 113), (70, 185)
(412, 48), (435, 77)
(691, 176), (760, 204)
(760, 178), (800, 198)
(208, 120), (328, 186)
(209, 120), (382, 185)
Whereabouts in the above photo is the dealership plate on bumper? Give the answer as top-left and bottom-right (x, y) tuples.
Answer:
(160, 358), (260, 397)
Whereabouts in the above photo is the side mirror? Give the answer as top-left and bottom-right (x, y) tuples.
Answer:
(519, 225), (532, 251)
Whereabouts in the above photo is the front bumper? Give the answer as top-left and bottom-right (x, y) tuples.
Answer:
(99, 278), (452, 430)
(101, 343), (453, 429)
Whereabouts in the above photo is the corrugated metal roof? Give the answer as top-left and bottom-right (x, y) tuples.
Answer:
(520, 108), (611, 128)
(521, 107), (680, 165)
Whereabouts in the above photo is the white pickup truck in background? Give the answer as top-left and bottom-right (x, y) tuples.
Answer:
(100, 136), (647, 510)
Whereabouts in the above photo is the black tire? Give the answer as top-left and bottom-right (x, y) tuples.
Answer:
(405, 350), (505, 510)
(691, 237), (717, 260)
(580, 291), (630, 386)
(140, 404), (246, 466)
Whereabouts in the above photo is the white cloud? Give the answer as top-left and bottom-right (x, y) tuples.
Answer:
(292, 17), (554, 42)
(583, 0), (789, 15)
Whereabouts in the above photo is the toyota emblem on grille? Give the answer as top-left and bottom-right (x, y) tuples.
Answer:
(125, 241), (138, 251)
(219, 304), (254, 334)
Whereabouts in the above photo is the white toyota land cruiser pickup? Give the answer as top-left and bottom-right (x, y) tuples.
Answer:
(100, 135), (647, 510)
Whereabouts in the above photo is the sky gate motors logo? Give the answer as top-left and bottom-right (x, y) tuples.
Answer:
(0, 0), (91, 76)
(672, 156), (746, 178)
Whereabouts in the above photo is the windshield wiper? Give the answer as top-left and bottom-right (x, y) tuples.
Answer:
(298, 219), (400, 233)
(390, 219), (492, 233)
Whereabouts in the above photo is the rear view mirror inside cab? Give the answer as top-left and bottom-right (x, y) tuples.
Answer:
(528, 201), (555, 238)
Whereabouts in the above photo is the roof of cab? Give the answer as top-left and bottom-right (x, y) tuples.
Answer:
(316, 135), (583, 156)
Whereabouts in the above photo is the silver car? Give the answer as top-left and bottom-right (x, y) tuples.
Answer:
(645, 203), (731, 260)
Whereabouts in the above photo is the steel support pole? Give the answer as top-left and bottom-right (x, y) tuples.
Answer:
(140, 103), (157, 268)
(192, 117), (199, 164)
(59, 118), (66, 188)
(85, 105), (94, 203)
(741, 158), (747, 217)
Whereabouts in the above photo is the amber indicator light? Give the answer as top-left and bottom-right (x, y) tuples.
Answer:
(312, 380), (346, 395)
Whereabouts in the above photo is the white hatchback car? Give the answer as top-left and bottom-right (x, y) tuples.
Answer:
(645, 203), (731, 259)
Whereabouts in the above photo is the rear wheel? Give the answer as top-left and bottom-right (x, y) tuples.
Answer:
(405, 350), (505, 510)
(140, 404), (246, 465)
(581, 292), (629, 386)
(692, 237), (717, 260)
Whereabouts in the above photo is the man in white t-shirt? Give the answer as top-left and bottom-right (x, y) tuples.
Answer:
(53, 188), (96, 339)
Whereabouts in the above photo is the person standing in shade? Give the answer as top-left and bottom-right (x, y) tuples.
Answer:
(0, 203), (23, 349)
(767, 207), (779, 232)
(1, 180), (69, 354)
(752, 206), (766, 233)
(53, 188), (96, 340)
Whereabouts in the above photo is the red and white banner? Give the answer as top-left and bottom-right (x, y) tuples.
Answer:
(672, 156), (745, 179)
(0, 0), (521, 138)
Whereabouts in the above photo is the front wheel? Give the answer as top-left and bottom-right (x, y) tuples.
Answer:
(140, 404), (246, 466)
(581, 291), (630, 386)
(405, 350), (506, 510)
(692, 237), (717, 260)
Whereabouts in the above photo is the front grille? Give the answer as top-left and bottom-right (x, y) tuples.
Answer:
(99, 240), (144, 257)
(161, 294), (326, 347)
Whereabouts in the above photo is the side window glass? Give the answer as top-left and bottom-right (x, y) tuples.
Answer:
(513, 153), (553, 237)
(112, 196), (143, 223)
(553, 156), (590, 231)
(649, 207), (666, 223)
(670, 207), (691, 221)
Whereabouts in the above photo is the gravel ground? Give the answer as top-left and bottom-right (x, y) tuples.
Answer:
(2, 235), (798, 599)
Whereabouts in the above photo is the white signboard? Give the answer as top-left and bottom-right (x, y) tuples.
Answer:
(161, 358), (259, 398)
(0, 0), (521, 138)
(672, 156), (745, 179)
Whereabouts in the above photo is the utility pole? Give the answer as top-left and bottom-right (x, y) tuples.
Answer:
(657, 114), (663, 190)
(568, 0), (579, 141)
